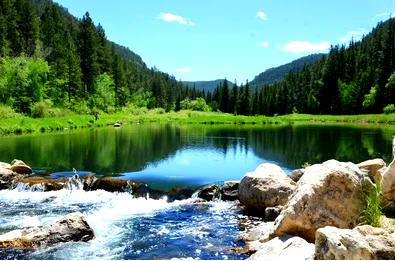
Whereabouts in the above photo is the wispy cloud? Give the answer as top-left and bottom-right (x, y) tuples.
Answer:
(176, 67), (192, 73)
(158, 12), (194, 26)
(338, 29), (366, 43)
(257, 41), (270, 48)
(278, 41), (331, 53)
(257, 11), (268, 21)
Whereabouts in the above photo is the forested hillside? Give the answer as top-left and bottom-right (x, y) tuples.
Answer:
(250, 54), (325, 86)
(0, 0), (203, 115)
(183, 79), (234, 93)
(207, 18), (395, 116)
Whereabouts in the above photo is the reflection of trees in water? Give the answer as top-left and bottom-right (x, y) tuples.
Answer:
(0, 124), (392, 174)
(0, 125), (185, 174)
(202, 125), (393, 170)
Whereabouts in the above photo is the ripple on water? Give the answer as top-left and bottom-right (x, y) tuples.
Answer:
(0, 188), (247, 260)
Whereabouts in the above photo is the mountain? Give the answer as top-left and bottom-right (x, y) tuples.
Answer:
(250, 54), (326, 86)
(183, 79), (234, 93)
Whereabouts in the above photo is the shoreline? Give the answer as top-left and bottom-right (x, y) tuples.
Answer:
(1, 110), (395, 137)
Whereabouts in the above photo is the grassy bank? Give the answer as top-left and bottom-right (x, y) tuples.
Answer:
(1, 110), (395, 136)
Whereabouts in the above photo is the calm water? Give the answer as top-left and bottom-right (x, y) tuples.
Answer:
(0, 123), (394, 259)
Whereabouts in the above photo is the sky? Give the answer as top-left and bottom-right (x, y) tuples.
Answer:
(54, 0), (395, 84)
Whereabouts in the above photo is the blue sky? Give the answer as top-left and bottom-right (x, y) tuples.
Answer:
(54, 0), (395, 83)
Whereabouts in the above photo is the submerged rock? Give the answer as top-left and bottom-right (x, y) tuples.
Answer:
(273, 160), (373, 242)
(315, 225), (395, 260)
(358, 158), (386, 184)
(238, 163), (296, 214)
(0, 212), (94, 249)
(221, 181), (239, 201)
(10, 160), (32, 175)
(248, 236), (315, 260)
(194, 184), (221, 201)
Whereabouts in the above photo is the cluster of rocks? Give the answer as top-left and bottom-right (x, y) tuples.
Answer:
(234, 153), (395, 260)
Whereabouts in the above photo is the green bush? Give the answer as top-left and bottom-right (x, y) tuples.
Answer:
(180, 98), (211, 112)
(0, 104), (22, 118)
(383, 104), (395, 114)
(361, 184), (382, 227)
(30, 100), (69, 118)
(122, 103), (148, 115)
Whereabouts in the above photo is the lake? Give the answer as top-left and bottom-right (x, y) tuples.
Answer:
(0, 123), (393, 259)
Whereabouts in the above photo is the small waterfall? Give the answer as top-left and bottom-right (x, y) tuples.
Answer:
(14, 182), (45, 192)
(64, 169), (84, 191)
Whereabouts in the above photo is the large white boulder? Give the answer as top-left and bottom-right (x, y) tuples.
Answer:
(273, 160), (373, 242)
(358, 158), (386, 184)
(238, 163), (296, 213)
(315, 225), (395, 260)
(248, 236), (315, 260)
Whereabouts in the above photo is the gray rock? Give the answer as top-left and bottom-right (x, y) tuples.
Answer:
(0, 212), (94, 248)
(194, 184), (221, 201)
(274, 160), (373, 242)
(288, 168), (305, 182)
(382, 138), (395, 201)
(264, 206), (283, 222)
(315, 225), (395, 260)
(248, 236), (315, 260)
(238, 163), (296, 214)
(221, 181), (239, 201)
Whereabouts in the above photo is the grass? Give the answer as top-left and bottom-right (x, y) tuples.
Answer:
(1, 110), (395, 136)
(361, 184), (383, 227)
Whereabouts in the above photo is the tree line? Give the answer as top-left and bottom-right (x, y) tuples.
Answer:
(0, 0), (204, 115)
(208, 17), (395, 116)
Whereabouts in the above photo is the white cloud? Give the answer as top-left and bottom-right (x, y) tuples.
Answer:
(279, 41), (331, 53)
(176, 67), (192, 73)
(158, 12), (194, 26)
(257, 41), (270, 48)
(257, 11), (268, 20)
(338, 29), (366, 43)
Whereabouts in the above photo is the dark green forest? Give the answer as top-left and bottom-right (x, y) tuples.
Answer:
(0, 0), (204, 115)
(0, 0), (395, 117)
(208, 18), (395, 116)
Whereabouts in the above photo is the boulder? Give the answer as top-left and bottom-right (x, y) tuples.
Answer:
(315, 225), (395, 260)
(20, 177), (64, 191)
(0, 162), (11, 170)
(358, 158), (386, 184)
(238, 163), (296, 214)
(10, 160), (32, 175)
(288, 169), (305, 183)
(273, 160), (373, 242)
(194, 184), (221, 201)
(0, 212), (94, 248)
(91, 177), (131, 192)
(240, 222), (276, 253)
(167, 187), (194, 202)
(381, 139), (395, 201)
(81, 174), (99, 191)
(221, 181), (239, 201)
(264, 206), (283, 222)
(248, 236), (315, 260)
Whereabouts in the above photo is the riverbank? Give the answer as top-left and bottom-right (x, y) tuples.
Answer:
(1, 110), (395, 136)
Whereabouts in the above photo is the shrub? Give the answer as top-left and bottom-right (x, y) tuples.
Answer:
(181, 98), (211, 112)
(30, 100), (69, 118)
(361, 184), (382, 227)
(383, 104), (395, 114)
(0, 104), (21, 118)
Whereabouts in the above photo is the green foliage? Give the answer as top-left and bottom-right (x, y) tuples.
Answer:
(180, 98), (211, 112)
(129, 89), (154, 108)
(362, 85), (378, 110)
(301, 162), (311, 168)
(361, 184), (382, 227)
(338, 80), (359, 113)
(0, 104), (21, 119)
(89, 73), (115, 113)
(30, 100), (69, 118)
(122, 103), (148, 115)
(383, 104), (395, 114)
